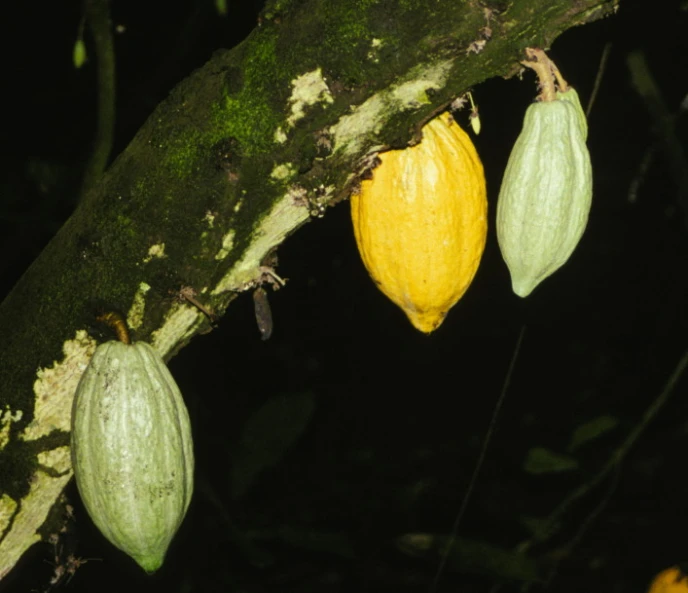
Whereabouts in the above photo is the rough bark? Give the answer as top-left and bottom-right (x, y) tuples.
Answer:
(0, 0), (619, 580)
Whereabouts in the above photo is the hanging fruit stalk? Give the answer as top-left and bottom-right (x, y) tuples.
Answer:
(70, 312), (194, 573)
(351, 112), (488, 333)
(496, 47), (593, 297)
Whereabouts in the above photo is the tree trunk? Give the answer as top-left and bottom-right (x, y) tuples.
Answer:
(0, 0), (619, 580)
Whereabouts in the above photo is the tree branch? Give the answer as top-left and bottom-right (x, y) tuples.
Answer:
(0, 0), (619, 580)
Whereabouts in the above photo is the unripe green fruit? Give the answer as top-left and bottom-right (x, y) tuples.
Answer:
(496, 92), (592, 297)
(556, 87), (588, 140)
(70, 341), (194, 573)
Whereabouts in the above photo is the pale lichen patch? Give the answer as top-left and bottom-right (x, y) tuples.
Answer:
(2, 332), (92, 578)
(391, 79), (434, 108)
(271, 163), (296, 181)
(212, 190), (310, 295)
(37, 445), (71, 475)
(331, 59), (453, 157)
(274, 126), (288, 144)
(0, 494), (17, 527)
(127, 282), (151, 331)
(150, 305), (203, 359)
(331, 95), (386, 157)
(0, 407), (23, 450)
(215, 230), (236, 260)
(367, 38), (385, 62)
(204, 211), (216, 228)
(143, 243), (166, 263)
(0, 467), (72, 580)
(25, 330), (97, 441)
(286, 68), (333, 128)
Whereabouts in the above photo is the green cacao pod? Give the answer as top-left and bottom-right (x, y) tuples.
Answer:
(496, 92), (592, 297)
(71, 341), (194, 573)
(556, 87), (588, 140)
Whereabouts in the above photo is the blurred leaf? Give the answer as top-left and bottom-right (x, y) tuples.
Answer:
(519, 515), (553, 537)
(25, 158), (66, 195)
(73, 38), (87, 69)
(523, 447), (578, 475)
(396, 533), (543, 583)
(396, 477), (437, 512)
(197, 475), (274, 568)
(567, 415), (619, 452)
(396, 532), (435, 556)
(276, 525), (356, 559)
(230, 391), (316, 499)
(215, 0), (228, 16)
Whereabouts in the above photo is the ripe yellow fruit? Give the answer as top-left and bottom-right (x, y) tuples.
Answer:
(647, 567), (688, 593)
(351, 112), (487, 333)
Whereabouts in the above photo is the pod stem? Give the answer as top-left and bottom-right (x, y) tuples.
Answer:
(96, 311), (131, 344)
(521, 47), (571, 102)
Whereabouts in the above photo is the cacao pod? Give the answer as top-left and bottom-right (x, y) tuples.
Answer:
(71, 341), (194, 573)
(647, 567), (688, 593)
(351, 112), (487, 333)
(556, 87), (588, 140)
(496, 93), (592, 297)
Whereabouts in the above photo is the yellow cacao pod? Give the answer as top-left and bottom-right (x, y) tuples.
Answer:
(496, 89), (592, 297)
(351, 112), (487, 333)
(647, 567), (688, 593)
(71, 341), (194, 573)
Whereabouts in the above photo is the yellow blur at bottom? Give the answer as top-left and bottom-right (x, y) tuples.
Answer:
(647, 567), (688, 593)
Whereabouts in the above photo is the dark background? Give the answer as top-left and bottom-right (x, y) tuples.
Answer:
(2, 1), (687, 592)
